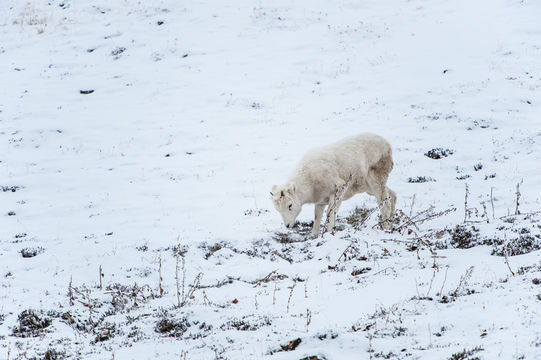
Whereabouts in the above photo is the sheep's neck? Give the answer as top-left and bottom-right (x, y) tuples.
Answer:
(288, 177), (313, 205)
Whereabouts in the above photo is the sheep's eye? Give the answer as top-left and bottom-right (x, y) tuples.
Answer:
(288, 204), (292, 210)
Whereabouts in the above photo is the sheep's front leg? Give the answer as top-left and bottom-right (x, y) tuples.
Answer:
(324, 193), (344, 234)
(312, 203), (326, 237)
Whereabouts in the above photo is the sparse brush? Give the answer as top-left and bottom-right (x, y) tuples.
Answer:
(155, 313), (190, 338)
(453, 266), (474, 297)
(105, 283), (155, 311)
(448, 346), (483, 360)
(12, 309), (52, 337)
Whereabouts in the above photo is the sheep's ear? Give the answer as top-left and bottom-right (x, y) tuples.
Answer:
(287, 183), (296, 194)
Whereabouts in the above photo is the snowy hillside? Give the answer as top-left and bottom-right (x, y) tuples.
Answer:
(1, 0), (541, 359)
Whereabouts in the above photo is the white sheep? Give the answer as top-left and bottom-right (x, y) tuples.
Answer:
(271, 133), (396, 237)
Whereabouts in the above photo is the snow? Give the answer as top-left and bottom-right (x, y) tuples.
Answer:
(1, 0), (541, 359)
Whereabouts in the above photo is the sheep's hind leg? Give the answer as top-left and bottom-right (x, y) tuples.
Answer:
(377, 187), (394, 230)
(367, 174), (395, 231)
(386, 187), (397, 228)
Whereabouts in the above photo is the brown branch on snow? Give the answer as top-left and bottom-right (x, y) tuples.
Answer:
(198, 271), (289, 289)
(395, 207), (456, 233)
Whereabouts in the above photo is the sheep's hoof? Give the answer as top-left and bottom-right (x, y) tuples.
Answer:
(381, 221), (393, 231)
(311, 229), (320, 238)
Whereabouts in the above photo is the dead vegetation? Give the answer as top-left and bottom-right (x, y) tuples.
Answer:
(12, 309), (52, 337)
(5, 185), (541, 359)
(424, 148), (454, 159)
(220, 316), (272, 331)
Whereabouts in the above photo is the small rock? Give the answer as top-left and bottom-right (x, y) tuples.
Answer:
(80, 90), (94, 95)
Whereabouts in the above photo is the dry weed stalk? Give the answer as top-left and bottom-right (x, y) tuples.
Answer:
(286, 279), (298, 313)
(490, 187), (495, 219)
(426, 266), (438, 297)
(337, 242), (360, 262)
(174, 250), (202, 308)
(464, 183), (470, 222)
(73, 285), (100, 328)
(273, 282), (278, 305)
(202, 290), (212, 306)
(68, 276), (74, 306)
(158, 255), (164, 296)
(395, 207), (456, 234)
(515, 181), (522, 215)
(438, 266), (449, 297)
(367, 332), (374, 360)
(451, 266), (474, 298)
(99, 265), (103, 290)
(306, 308), (312, 332)
(503, 234), (515, 276)
(251, 270), (286, 287)
(321, 174), (353, 237)
(180, 350), (187, 360)
(175, 254), (183, 308)
(182, 273), (202, 307)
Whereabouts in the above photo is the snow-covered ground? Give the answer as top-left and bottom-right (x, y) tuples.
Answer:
(1, 0), (541, 359)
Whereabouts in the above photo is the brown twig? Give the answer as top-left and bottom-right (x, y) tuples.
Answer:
(395, 207), (456, 233)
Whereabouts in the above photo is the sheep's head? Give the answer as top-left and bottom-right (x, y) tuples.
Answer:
(270, 183), (302, 229)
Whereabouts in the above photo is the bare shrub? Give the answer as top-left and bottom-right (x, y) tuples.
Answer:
(12, 309), (52, 337)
